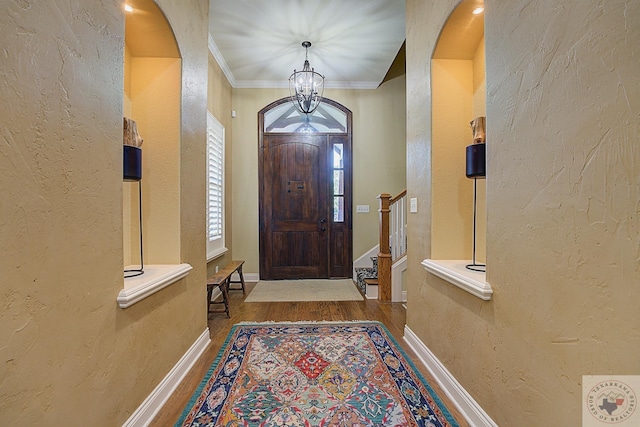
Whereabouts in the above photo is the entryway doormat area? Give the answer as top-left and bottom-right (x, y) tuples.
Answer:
(243, 279), (364, 302)
(175, 321), (459, 426)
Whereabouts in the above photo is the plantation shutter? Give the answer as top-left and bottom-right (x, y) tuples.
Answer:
(207, 112), (225, 259)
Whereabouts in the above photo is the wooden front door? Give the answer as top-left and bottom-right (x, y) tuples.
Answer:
(260, 134), (329, 279)
(259, 98), (352, 280)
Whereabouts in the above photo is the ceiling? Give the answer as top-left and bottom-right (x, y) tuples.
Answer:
(124, 0), (484, 89)
(208, 0), (406, 89)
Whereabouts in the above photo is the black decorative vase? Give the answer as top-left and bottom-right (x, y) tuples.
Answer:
(123, 145), (142, 182)
(465, 143), (486, 178)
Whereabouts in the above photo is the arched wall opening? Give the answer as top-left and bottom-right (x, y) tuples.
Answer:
(123, 0), (182, 277)
(430, 0), (486, 264)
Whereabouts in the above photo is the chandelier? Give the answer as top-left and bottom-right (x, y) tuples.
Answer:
(289, 41), (324, 115)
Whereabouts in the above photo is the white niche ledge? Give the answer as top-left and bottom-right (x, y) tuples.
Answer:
(421, 259), (493, 300)
(118, 264), (193, 308)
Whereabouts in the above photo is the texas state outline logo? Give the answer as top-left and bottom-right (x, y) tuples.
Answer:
(583, 376), (639, 426)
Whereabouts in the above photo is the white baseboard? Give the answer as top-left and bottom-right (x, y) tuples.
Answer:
(122, 329), (211, 427)
(391, 255), (407, 302)
(403, 326), (498, 427)
(365, 282), (378, 299)
(244, 273), (260, 282)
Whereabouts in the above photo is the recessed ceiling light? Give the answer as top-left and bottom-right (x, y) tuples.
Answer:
(124, 4), (134, 12)
(472, 7), (484, 15)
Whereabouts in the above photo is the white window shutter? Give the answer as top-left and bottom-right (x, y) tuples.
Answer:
(207, 112), (225, 259)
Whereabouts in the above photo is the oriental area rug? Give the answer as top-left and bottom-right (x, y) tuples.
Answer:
(176, 321), (459, 427)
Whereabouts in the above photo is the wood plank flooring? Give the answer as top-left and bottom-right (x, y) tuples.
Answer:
(149, 282), (469, 426)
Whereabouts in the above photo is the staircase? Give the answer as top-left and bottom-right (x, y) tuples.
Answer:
(354, 191), (407, 301)
(355, 256), (378, 295)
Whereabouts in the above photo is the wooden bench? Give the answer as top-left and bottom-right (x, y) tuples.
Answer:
(206, 260), (245, 318)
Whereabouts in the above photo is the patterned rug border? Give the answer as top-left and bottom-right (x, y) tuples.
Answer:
(175, 320), (459, 426)
(234, 320), (377, 326)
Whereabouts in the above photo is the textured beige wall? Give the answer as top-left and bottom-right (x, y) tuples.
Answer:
(123, 54), (183, 267)
(124, 45), (133, 117)
(345, 76), (407, 260)
(0, 0), (208, 425)
(130, 57), (182, 264)
(472, 37), (486, 118)
(472, 37), (487, 263)
(230, 87), (282, 276)
(231, 76), (406, 276)
(206, 54), (234, 276)
(406, 0), (640, 425)
(431, 59), (473, 259)
(124, 45), (134, 265)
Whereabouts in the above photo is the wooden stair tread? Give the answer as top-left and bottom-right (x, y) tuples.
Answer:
(364, 278), (378, 286)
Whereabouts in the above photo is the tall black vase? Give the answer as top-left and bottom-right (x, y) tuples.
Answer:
(123, 145), (144, 277)
(465, 142), (486, 272)
(465, 142), (486, 179)
(123, 145), (142, 182)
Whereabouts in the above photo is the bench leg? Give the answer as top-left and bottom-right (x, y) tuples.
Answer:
(207, 283), (230, 318)
(221, 279), (230, 318)
(228, 265), (246, 294)
(207, 285), (213, 315)
(237, 264), (246, 294)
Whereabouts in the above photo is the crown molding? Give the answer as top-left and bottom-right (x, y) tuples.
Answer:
(208, 33), (236, 87)
(232, 80), (380, 90)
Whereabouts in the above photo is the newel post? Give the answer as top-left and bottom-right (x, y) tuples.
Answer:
(377, 193), (392, 302)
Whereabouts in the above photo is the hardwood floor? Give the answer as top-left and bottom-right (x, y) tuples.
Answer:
(149, 281), (469, 426)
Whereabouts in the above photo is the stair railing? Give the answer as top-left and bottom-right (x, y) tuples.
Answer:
(390, 190), (407, 261)
(377, 190), (407, 302)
